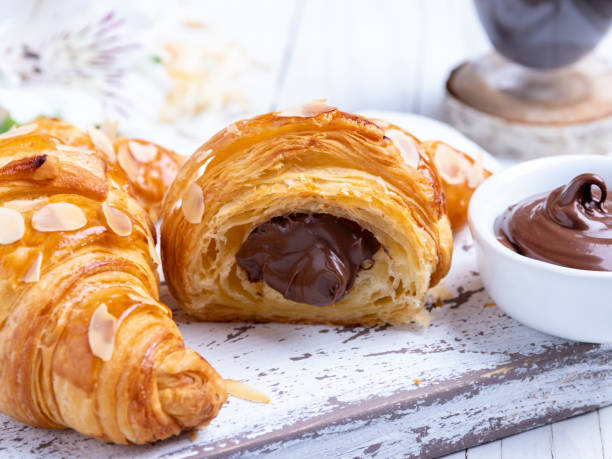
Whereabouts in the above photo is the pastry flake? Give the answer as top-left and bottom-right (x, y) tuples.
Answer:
(224, 380), (270, 404)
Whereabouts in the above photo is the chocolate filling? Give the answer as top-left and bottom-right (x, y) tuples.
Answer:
(236, 213), (381, 306)
(495, 173), (612, 271)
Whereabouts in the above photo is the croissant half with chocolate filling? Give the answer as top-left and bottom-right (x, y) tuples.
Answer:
(161, 102), (487, 325)
(0, 121), (226, 443)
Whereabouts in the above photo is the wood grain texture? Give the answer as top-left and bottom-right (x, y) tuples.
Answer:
(0, 230), (609, 458)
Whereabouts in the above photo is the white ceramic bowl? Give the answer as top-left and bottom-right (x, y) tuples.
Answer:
(469, 155), (612, 343)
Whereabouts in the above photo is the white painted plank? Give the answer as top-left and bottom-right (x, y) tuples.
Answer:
(276, 0), (425, 112)
(501, 424), (552, 459)
(552, 411), (604, 459)
(601, 406), (612, 459)
(467, 440), (501, 459)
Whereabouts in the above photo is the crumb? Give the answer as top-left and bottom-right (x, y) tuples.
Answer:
(484, 302), (496, 308)
(413, 378), (420, 386)
(189, 430), (198, 442)
(428, 281), (453, 307)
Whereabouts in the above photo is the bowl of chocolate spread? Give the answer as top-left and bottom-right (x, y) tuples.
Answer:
(469, 155), (612, 343)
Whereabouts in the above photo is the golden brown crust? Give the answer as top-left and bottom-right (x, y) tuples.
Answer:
(161, 106), (456, 325)
(113, 137), (185, 222)
(33, 118), (184, 222)
(0, 120), (226, 443)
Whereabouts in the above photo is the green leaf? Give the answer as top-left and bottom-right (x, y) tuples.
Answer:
(0, 115), (17, 134)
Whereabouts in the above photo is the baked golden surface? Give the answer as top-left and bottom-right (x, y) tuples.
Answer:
(161, 104), (485, 325)
(0, 120), (226, 444)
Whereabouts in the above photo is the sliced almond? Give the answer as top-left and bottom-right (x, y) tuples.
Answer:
(278, 99), (336, 118)
(182, 182), (204, 224)
(32, 202), (87, 232)
(102, 202), (132, 237)
(226, 122), (240, 135)
(386, 129), (420, 169)
(100, 119), (118, 141)
(196, 153), (215, 179)
(88, 126), (116, 163)
(0, 207), (25, 244)
(128, 140), (157, 163)
(0, 123), (38, 141)
(149, 237), (161, 266)
(467, 151), (485, 188)
(224, 379), (270, 404)
(22, 252), (42, 283)
(117, 143), (140, 180)
(433, 143), (471, 185)
(88, 303), (118, 361)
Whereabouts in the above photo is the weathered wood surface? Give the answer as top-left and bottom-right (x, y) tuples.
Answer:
(0, 229), (609, 458)
(0, 2), (611, 457)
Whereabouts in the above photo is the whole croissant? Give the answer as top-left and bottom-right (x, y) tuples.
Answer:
(0, 120), (226, 443)
(161, 102), (487, 326)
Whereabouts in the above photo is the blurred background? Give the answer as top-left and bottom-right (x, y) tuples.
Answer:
(2, 0), (611, 156)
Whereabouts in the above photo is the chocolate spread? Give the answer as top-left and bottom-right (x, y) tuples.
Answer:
(495, 173), (612, 271)
(236, 213), (381, 306)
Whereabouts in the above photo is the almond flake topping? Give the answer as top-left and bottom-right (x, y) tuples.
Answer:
(88, 303), (118, 361)
(88, 126), (116, 163)
(226, 122), (240, 135)
(100, 119), (118, 141)
(117, 143), (139, 180)
(225, 379), (270, 404)
(0, 123), (38, 141)
(22, 252), (42, 283)
(467, 151), (485, 188)
(182, 182), (204, 224)
(433, 143), (472, 185)
(386, 129), (420, 169)
(149, 237), (161, 266)
(128, 140), (158, 163)
(0, 208), (25, 244)
(196, 153), (215, 179)
(102, 203), (132, 237)
(278, 99), (336, 118)
(32, 203), (87, 232)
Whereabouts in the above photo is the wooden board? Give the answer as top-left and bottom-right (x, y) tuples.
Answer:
(0, 228), (610, 458)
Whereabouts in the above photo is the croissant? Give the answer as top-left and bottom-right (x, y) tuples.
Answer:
(161, 102), (487, 325)
(423, 140), (491, 231)
(34, 117), (184, 222)
(0, 121), (226, 443)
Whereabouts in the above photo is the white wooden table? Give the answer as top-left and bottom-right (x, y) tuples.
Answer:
(0, 0), (611, 457)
